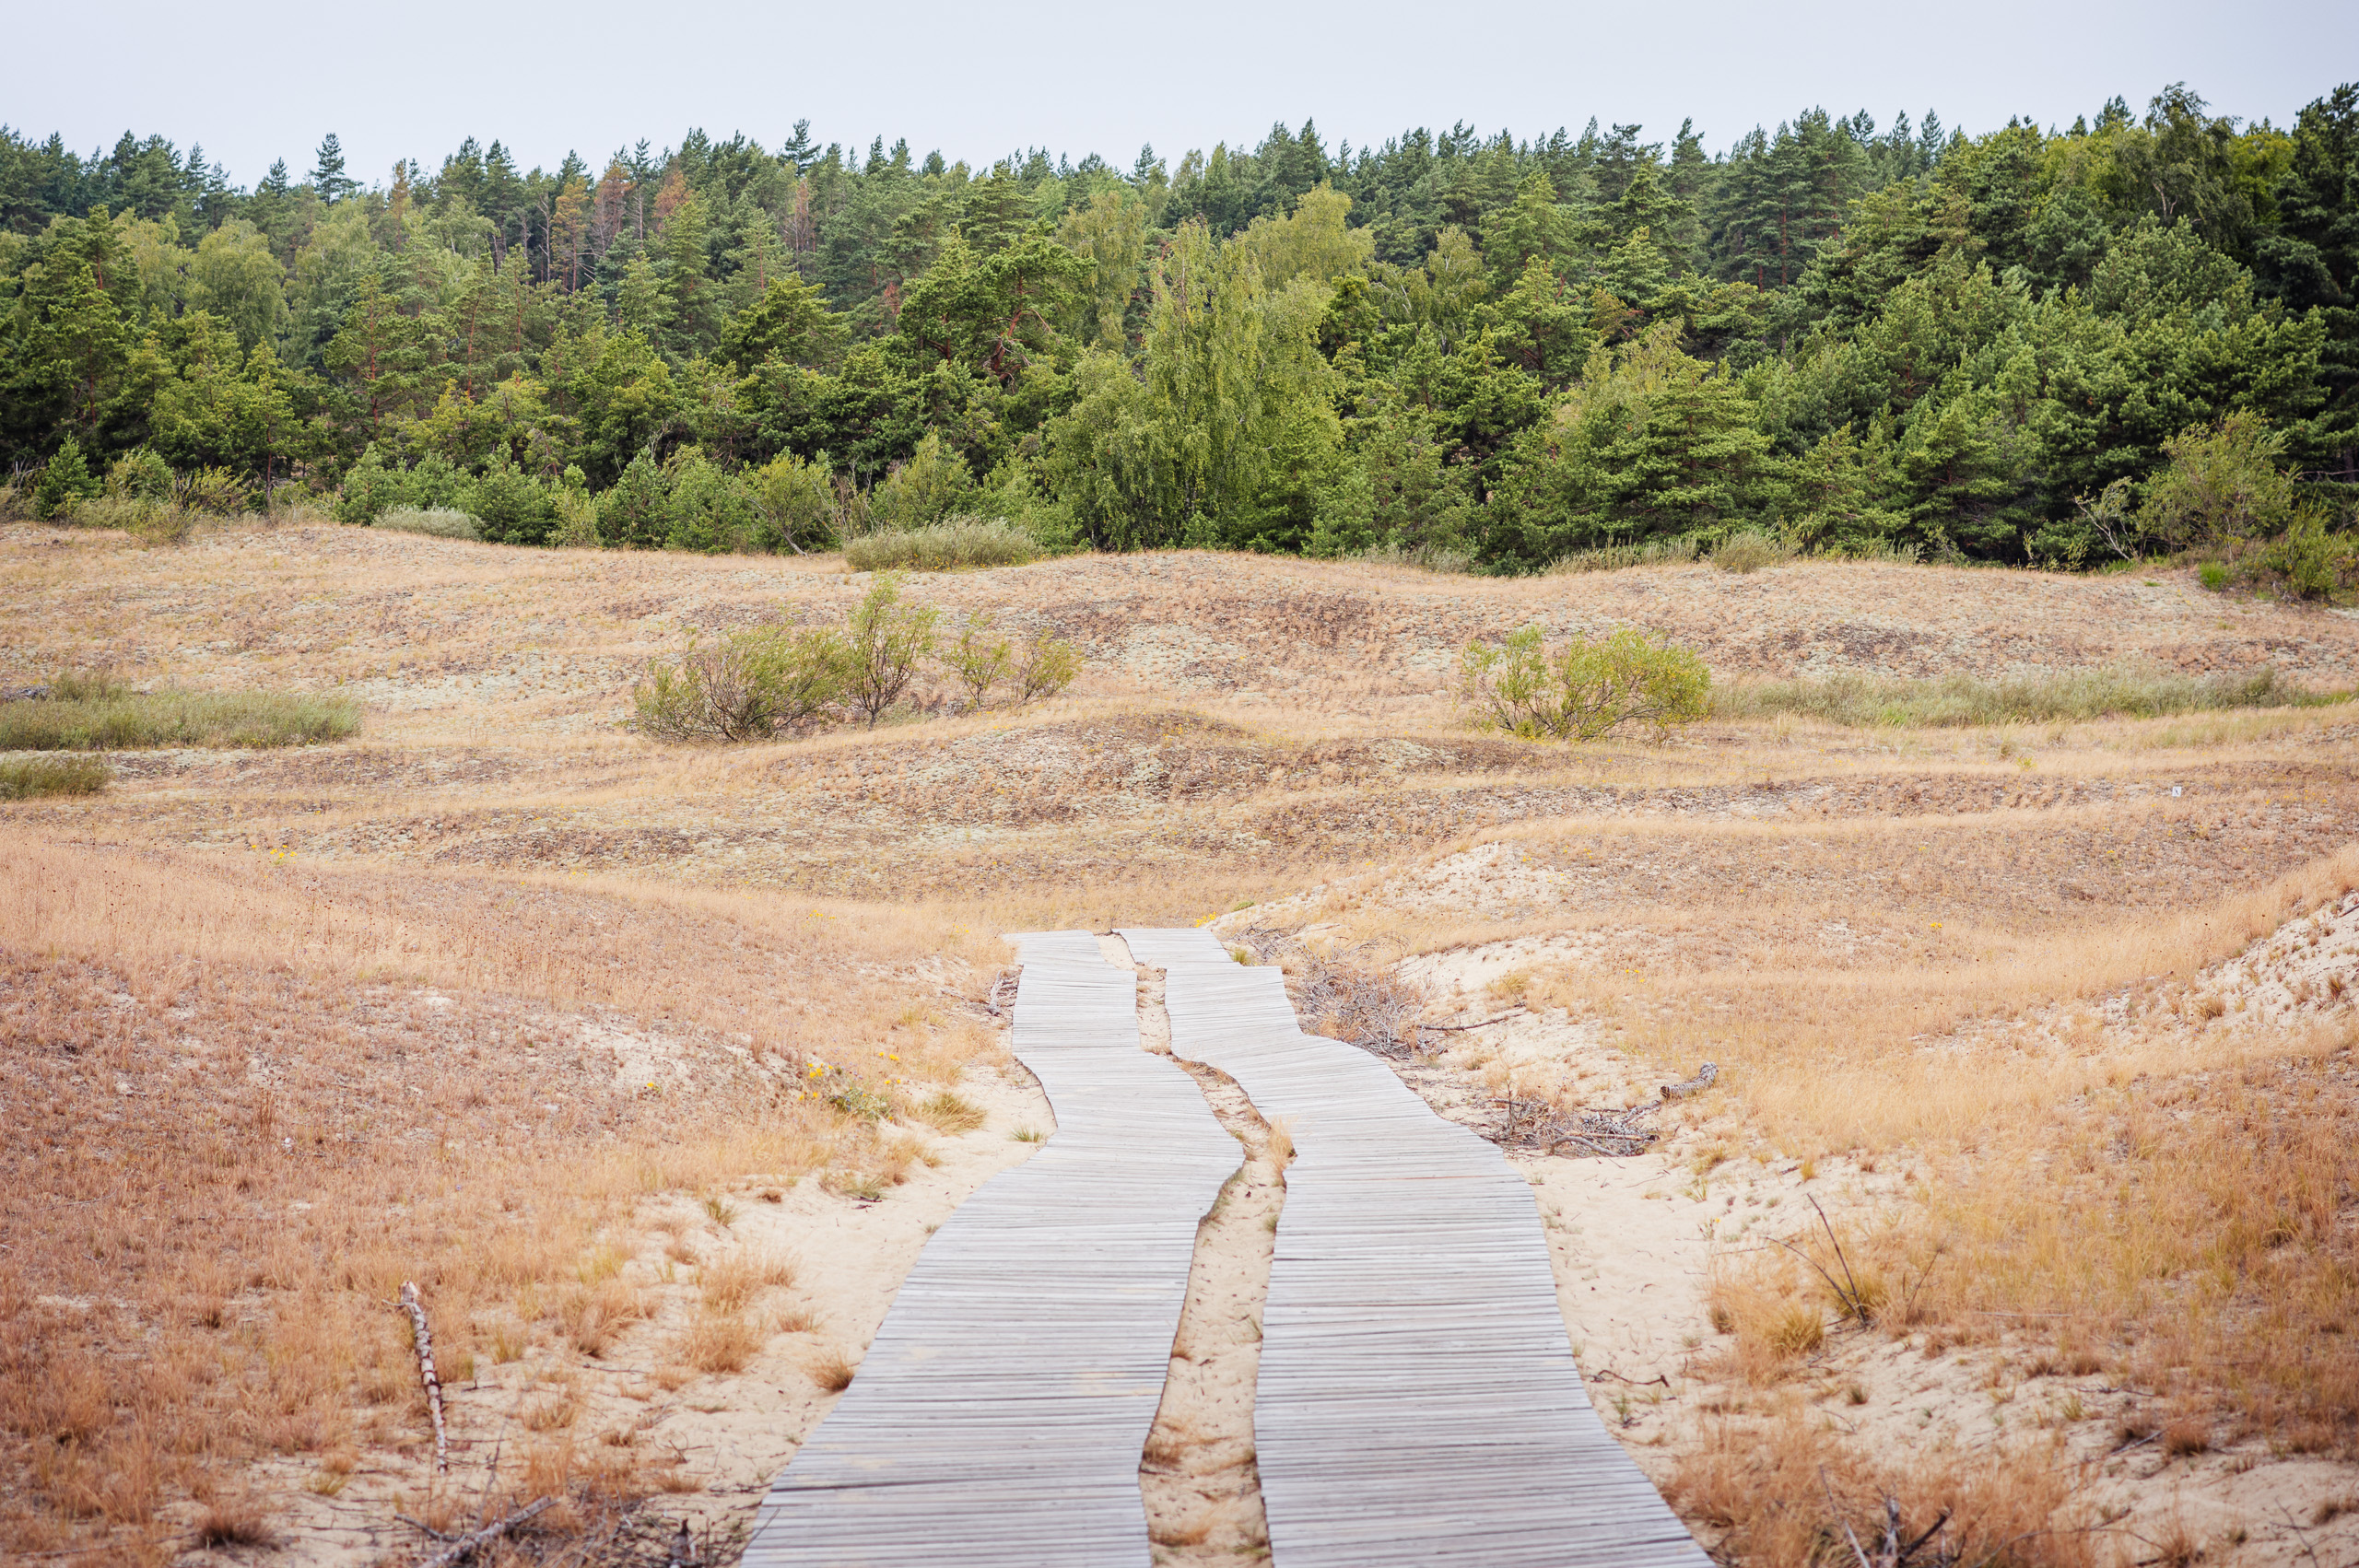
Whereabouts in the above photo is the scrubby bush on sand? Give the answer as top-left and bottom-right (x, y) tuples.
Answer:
(1459, 626), (1710, 742)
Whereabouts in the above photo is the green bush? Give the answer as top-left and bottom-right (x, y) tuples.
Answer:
(106, 449), (175, 503)
(1459, 626), (1710, 742)
(663, 451), (761, 553)
(747, 451), (842, 553)
(0, 755), (111, 800)
(2138, 413), (2298, 551)
(467, 456), (563, 545)
(1012, 629), (1082, 704)
(629, 624), (850, 742)
(941, 614), (1014, 710)
(866, 431), (977, 532)
(2248, 509), (2358, 603)
(1713, 664), (2348, 728)
(844, 517), (1041, 572)
(0, 690), (362, 750)
(32, 437), (100, 519)
(376, 507), (482, 541)
(596, 452), (675, 549)
(840, 574), (941, 728)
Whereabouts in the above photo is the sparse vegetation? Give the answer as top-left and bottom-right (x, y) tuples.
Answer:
(374, 506), (483, 541)
(1713, 663), (2347, 728)
(1459, 625), (1711, 742)
(631, 576), (1079, 743)
(1543, 535), (1700, 575)
(0, 686), (361, 749)
(844, 517), (1043, 572)
(1709, 530), (1796, 574)
(0, 754), (111, 799)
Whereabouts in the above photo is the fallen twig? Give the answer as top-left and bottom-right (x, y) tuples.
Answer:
(398, 1281), (449, 1473)
(1417, 1008), (1526, 1035)
(417, 1496), (555, 1568)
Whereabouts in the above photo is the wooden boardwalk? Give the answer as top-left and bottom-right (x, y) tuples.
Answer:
(741, 931), (1240, 1568)
(1120, 927), (1711, 1568)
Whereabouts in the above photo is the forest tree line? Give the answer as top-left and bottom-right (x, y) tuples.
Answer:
(1, 82), (2354, 576)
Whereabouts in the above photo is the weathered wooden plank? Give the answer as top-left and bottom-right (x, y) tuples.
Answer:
(1121, 926), (1711, 1568)
(742, 931), (1239, 1568)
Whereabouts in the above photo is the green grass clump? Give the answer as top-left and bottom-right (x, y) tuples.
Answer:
(0, 691), (362, 750)
(0, 755), (111, 799)
(844, 517), (1040, 572)
(375, 506), (482, 541)
(1544, 535), (1701, 575)
(1711, 531), (1798, 574)
(1714, 664), (2350, 728)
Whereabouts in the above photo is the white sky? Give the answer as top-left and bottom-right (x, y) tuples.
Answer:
(9, 0), (2353, 188)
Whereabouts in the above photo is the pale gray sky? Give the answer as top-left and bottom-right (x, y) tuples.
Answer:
(10, 0), (2352, 187)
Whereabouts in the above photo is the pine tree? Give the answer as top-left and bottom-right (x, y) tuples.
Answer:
(311, 133), (356, 203)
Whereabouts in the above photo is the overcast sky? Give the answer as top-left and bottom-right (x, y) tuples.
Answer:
(9, 0), (2352, 188)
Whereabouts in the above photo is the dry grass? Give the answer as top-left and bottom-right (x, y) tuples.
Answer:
(6, 524), (2358, 1556)
(0, 689), (360, 749)
(806, 1346), (859, 1393)
(678, 1312), (763, 1375)
(698, 1250), (796, 1315)
(1667, 1411), (2091, 1568)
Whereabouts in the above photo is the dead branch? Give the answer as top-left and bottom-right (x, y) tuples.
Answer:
(1659, 1061), (1719, 1100)
(398, 1281), (450, 1473)
(417, 1496), (555, 1568)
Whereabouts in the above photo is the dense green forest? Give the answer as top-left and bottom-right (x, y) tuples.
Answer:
(3, 83), (2354, 577)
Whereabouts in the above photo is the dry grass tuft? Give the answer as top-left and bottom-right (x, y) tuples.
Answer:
(912, 1089), (986, 1133)
(679, 1311), (763, 1375)
(194, 1492), (278, 1549)
(806, 1345), (859, 1393)
(1668, 1413), (2089, 1568)
(698, 1249), (796, 1315)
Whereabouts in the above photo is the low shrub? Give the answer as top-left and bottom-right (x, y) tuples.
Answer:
(0, 755), (111, 799)
(1714, 663), (2349, 728)
(1711, 530), (1797, 574)
(375, 506), (482, 541)
(0, 690), (362, 750)
(844, 517), (1041, 572)
(630, 624), (849, 742)
(840, 575), (940, 728)
(1012, 628), (1082, 705)
(1459, 625), (1710, 742)
(633, 579), (1082, 743)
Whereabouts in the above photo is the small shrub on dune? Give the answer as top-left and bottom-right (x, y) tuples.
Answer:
(1459, 626), (1710, 742)
(630, 624), (850, 742)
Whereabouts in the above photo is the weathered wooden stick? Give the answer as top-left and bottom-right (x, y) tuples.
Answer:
(416, 1496), (554, 1568)
(398, 1281), (449, 1474)
(1660, 1061), (1719, 1100)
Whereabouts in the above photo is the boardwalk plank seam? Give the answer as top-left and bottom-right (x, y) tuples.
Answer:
(741, 931), (1238, 1568)
(1120, 925), (1712, 1568)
